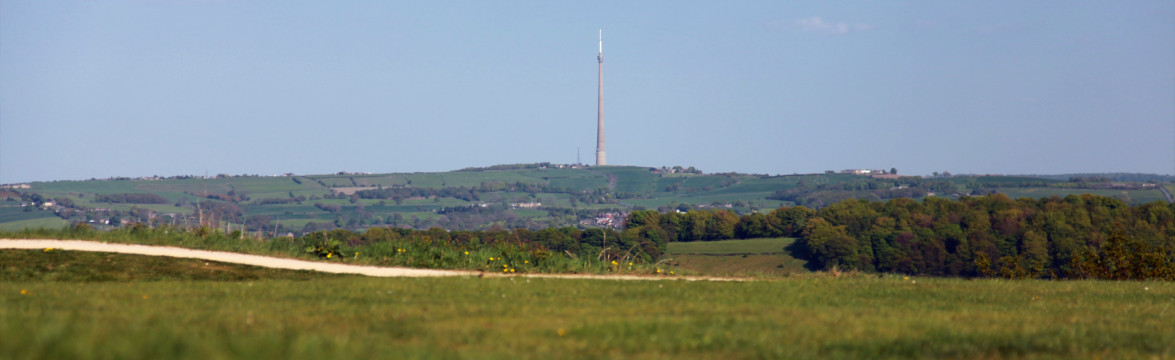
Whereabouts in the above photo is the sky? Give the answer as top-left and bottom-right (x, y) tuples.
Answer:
(2, 1), (1173, 184)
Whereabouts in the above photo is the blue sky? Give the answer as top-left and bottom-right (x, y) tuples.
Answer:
(2, 1), (1173, 183)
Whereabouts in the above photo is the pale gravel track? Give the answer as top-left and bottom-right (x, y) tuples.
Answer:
(0, 239), (741, 282)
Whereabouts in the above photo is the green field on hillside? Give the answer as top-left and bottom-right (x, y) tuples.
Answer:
(0, 217), (70, 232)
(3, 250), (1171, 359)
(664, 238), (808, 276)
(7, 166), (1172, 233)
(667, 237), (795, 255)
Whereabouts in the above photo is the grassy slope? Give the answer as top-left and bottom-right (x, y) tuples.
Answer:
(664, 238), (810, 276)
(13, 168), (1172, 232)
(1, 249), (334, 281)
(2, 251), (1171, 359)
(667, 237), (796, 255)
(0, 217), (70, 232)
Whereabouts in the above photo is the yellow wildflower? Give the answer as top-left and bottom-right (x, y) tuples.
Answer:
(44, 248), (53, 252)
(20, 289), (28, 295)
(524, 260), (528, 264)
(510, 268), (515, 273)
(326, 253), (332, 258)
(628, 262), (633, 266)
(656, 268), (662, 273)
(611, 260), (618, 265)
(464, 251), (469, 255)
(557, 328), (566, 336)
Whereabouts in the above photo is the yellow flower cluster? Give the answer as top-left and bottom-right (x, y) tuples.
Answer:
(43, 248), (54, 252)
(397, 248), (406, 253)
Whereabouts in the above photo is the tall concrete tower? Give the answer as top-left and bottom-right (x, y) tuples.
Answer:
(596, 29), (606, 166)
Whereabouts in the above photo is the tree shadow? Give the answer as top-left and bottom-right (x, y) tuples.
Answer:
(783, 239), (821, 271)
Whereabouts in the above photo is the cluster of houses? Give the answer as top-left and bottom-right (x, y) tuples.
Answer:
(650, 166), (701, 174)
(580, 211), (625, 229)
(841, 169), (892, 175)
(841, 169), (902, 179)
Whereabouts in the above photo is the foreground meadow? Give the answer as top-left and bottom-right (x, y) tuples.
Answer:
(3, 251), (1172, 359)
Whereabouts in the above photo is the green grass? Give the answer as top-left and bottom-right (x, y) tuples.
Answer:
(668, 254), (808, 276)
(0, 206), (57, 222)
(593, 166), (661, 194)
(664, 238), (808, 276)
(1, 250), (335, 281)
(0, 217), (71, 232)
(30, 179), (142, 194)
(667, 237), (796, 255)
(0, 227), (641, 275)
(2, 252), (1171, 359)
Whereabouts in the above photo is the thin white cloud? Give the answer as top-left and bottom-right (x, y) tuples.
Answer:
(795, 16), (871, 35)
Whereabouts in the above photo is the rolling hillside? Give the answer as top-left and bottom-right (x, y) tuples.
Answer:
(3, 164), (1170, 234)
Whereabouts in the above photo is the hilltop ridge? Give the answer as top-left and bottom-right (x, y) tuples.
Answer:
(2, 164), (1171, 234)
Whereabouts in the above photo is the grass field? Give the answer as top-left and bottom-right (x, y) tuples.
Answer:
(2, 249), (1171, 359)
(0, 217), (70, 232)
(665, 238), (809, 276)
(667, 237), (796, 255)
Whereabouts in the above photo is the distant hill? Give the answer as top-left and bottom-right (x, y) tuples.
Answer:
(2, 164), (1171, 234)
(1021, 173), (1175, 183)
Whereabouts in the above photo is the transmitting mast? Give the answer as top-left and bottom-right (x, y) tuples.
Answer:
(596, 29), (606, 166)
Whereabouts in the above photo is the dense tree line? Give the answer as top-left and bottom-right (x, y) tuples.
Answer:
(792, 194), (1174, 279)
(625, 194), (1174, 280)
(625, 207), (812, 243)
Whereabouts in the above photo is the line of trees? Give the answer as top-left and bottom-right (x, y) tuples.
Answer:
(791, 194), (1174, 279)
(624, 207), (813, 243)
(308, 224), (666, 263)
(95, 193), (169, 204)
(625, 194), (1174, 280)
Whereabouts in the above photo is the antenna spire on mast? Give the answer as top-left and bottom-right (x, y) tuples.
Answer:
(595, 29), (606, 166)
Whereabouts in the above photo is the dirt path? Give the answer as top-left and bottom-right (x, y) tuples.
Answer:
(0, 239), (740, 281)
